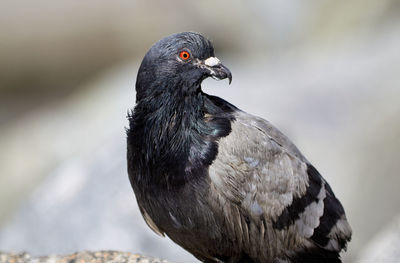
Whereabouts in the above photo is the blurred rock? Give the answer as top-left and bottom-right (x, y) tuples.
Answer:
(355, 215), (400, 263)
(0, 64), (138, 224)
(344, 105), (400, 259)
(1, 0), (399, 125)
(0, 251), (170, 263)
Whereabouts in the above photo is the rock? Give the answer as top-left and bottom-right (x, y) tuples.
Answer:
(355, 215), (400, 263)
(0, 251), (170, 263)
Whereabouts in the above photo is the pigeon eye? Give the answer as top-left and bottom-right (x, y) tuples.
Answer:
(179, 51), (190, 61)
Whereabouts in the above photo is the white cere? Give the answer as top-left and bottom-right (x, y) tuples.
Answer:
(204, 57), (220, 67)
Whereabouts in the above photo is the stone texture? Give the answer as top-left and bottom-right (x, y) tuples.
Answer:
(0, 251), (170, 263)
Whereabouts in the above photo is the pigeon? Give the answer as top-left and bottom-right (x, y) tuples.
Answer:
(127, 32), (352, 263)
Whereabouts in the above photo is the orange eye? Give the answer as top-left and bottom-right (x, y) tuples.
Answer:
(179, 51), (190, 60)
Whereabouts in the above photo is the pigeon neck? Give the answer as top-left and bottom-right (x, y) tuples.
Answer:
(131, 85), (205, 177)
(135, 84), (204, 125)
(129, 87), (233, 187)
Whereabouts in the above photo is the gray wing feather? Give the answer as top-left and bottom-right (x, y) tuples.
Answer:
(209, 111), (351, 256)
(210, 111), (309, 220)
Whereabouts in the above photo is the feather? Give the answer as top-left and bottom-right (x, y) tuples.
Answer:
(127, 32), (352, 263)
(208, 110), (352, 260)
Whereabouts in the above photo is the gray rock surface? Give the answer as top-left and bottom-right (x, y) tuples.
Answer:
(355, 215), (400, 263)
(0, 251), (170, 263)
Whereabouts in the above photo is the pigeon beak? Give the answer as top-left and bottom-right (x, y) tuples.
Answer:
(204, 57), (232, 84)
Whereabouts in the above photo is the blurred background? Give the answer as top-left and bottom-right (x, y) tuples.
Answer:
(0, 0), (399, 262)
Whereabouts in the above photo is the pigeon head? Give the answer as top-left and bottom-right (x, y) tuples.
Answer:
(136, 32), (232, 101)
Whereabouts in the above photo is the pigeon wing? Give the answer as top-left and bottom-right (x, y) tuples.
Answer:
(208, 111), (351, 256)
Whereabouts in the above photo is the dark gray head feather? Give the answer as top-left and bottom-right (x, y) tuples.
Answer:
(136, 32), (215, 100)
